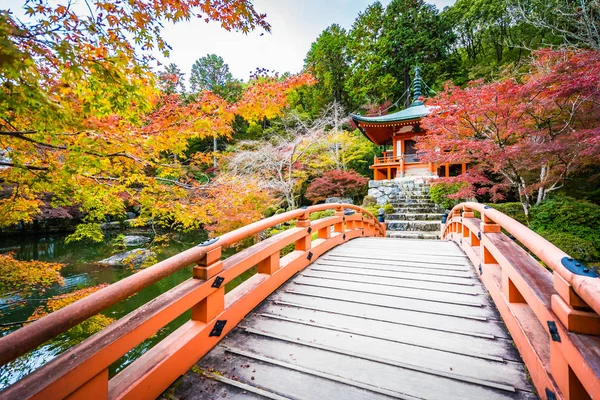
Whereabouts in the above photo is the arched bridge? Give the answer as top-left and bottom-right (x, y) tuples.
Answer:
(0, 203), (598, 399)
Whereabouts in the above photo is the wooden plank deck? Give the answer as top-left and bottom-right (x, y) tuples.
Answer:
(163, 238), (537, 400)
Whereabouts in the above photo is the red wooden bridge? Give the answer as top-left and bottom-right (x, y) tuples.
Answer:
(0, 203), (599, 399)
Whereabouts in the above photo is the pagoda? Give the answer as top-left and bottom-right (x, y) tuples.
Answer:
(350, 67), (466, 181)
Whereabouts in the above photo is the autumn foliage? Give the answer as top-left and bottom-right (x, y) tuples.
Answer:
(305, 169), (368, 203)
(0, 2), (314, 242)
(0, 254), (64, 297)
(28, 284), (114, 341)
(418, 49), (600, 214)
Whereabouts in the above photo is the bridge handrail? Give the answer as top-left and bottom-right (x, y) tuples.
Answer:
(0, 203), (384, 398)
(442, 202), (600, 399)
(446, 201), (600, 316)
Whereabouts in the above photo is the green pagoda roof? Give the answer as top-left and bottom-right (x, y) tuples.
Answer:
(350, 103), (430, 124)
(350, 67), (430, 125)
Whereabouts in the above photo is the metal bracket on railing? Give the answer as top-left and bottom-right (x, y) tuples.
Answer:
(547, 321), (561, 342)
(209, 320), (227, 337)
(479, 264), (482, 275)
(477, 232), (481, 240)
(307, 252), (313, 261)
(561, 257), (598, 278)
(211, 276), (225, 288)
(198, 237), (219, 247)
(307, 227), (312, 234)
(545, 389), (557, 400)
(484, 205), (492, 209)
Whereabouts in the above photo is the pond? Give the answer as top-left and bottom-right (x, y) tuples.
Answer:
(0, 229), (254, 389)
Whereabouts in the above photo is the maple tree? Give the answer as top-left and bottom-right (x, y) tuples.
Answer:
(305, 169), (368, 203)
(418, 49), (600, 216)
(0, 1), (313, 233)
(0, 1), (315, 296)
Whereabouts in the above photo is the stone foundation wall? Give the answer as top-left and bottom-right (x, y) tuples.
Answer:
(367, 177), (433, 205)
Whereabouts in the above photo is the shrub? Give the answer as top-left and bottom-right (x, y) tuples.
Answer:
(530, 196), (600, 250)
(429, 182), (467, 210)
(309, 210), (335, 220)
(537, 231), (600, 262)
(305, 170), (368, 203)
(383, 203), (395, 214)
(485, 202), (528, 225)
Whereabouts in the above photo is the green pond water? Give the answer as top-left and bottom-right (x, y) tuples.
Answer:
(0, 230), (254, 389)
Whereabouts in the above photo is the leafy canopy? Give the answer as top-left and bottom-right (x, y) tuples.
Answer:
(418, 49), (600, 214)
(0, 1), (314, 239)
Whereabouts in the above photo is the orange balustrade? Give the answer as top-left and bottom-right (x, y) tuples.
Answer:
(373, 155), (403, 165)
(0, 204), (385, 400)
(442, 202), (600, 400)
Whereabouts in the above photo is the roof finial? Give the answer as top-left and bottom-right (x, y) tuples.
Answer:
(411, 66), (424, 106)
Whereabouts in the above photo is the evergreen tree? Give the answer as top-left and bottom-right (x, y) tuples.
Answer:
(380, 0), (455, 106)
(304, 24), (350, 109)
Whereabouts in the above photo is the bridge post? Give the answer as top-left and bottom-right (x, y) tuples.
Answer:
(295, 211), (312, 251)
(551, 273), (600, 335)
(258, 252), (280, 275)
(550, 341), (591, 400)
(193, 247), (223, 280)
(192, 247), (225, 322)
(334, 207), (345, 234)
(461, 206), (474, 219)
(192, 287), (225, 322)
(480, 213), (500, 265)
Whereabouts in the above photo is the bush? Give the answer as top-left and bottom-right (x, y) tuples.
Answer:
(485, 202), (528, 225)
(537, 231), (600, 262)
(383, 203), (395, 214)
(430, 182), (467, 210)
(530, 196), (600, 250)
(309, 210), (334, 220)
(305, 170), (368, 203)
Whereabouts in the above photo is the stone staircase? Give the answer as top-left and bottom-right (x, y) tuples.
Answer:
(369, 179), (443, 239)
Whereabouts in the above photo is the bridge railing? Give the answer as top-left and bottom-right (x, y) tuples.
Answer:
(442, 202), (600, 400)
(0, 203), (385, 400)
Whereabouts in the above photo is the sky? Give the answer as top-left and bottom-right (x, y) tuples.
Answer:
(5, 0), (456, 81)
(159, 0), (456, 80)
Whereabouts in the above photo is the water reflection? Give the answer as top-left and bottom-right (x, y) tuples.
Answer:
(0, 229), (254, 389)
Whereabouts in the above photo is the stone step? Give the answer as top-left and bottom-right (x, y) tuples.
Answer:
(388, 197), (431, 202)
(390, 202), (437, 207)
(387, 231), (441, 240)
(386, 213), (443, 221)
(394, 207), (443, 213)
(385, 220), (441, 232)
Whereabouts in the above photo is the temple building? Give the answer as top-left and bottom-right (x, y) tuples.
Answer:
(350, 68), (467, 181)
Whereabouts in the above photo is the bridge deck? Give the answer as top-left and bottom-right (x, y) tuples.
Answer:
(165, 238), (536, 400)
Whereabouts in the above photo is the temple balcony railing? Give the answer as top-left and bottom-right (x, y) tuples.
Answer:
(373, 154), (421, 166)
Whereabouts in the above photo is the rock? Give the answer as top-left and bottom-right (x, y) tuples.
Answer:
(98, 248), (155, 268)
(325, 197), (354, 205)
(123, 235), (150, 246)
(377, 195), (389, 205)
(126, 211), (137, 219)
